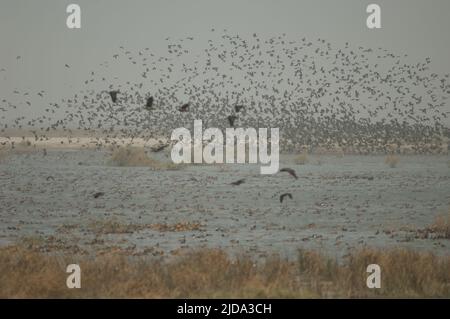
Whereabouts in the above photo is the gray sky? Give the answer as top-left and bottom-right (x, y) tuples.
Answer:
(1, 0), (450, 116)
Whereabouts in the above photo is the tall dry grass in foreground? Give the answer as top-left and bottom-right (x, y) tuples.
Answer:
(1, 246), (449, 298)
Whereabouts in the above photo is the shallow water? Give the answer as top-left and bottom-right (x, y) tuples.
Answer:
(1, 149), (449, 260)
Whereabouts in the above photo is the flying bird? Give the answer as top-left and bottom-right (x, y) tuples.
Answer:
(231, 178), (245, 186)
(145, 96), (154, 110)
(179, 103), (190, 112)
(235, 105), (244, 113)
(109, 91), (119, 103)
(227, 115), (238, 127)
(151, 143), (169, 152)
(93, 192), (105, 199)
(279, 167), (298, 179)
(280, 193), (293, 203)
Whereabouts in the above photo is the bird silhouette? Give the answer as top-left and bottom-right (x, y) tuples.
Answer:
(93, 192), (105, 199)
(179, 103), (190, 112)
(235, 105), (244, 113)
(280, 168), (298, 179)
(280, 193), (293, 203)
(145, 96), (154, 110)
(109, 91), (119, 103)
(151, 143), (169, 152)
(231, 178), (245, 186)
(227, 115), (238, 127)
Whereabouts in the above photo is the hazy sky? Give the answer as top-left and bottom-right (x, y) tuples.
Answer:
(1, 0), (450, 111)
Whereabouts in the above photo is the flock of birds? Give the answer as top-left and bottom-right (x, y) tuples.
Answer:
(1, 30), (450, 156)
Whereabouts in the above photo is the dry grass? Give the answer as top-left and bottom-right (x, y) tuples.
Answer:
(148, 222), (204, 232)
(429, 214), (450, 238)
(109, 146), (179, 170)
(385, 154), (400, 168)
(295, 152), (309, 165)
(415, 209), (450, 239)
(1, 245), (449, 298)
(88, 219), (204, 235)
(88, 219), (149, 235)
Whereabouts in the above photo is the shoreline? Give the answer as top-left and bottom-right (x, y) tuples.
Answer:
(1, 135), (448, 155)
